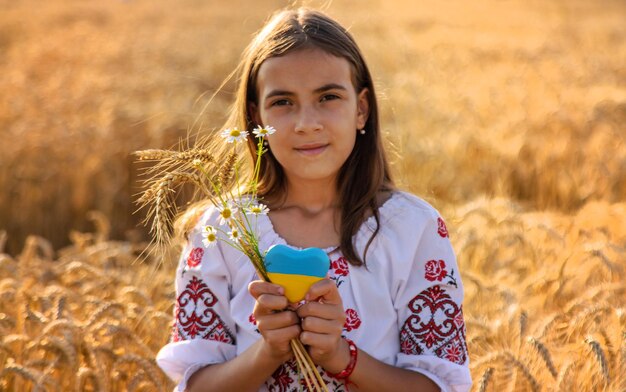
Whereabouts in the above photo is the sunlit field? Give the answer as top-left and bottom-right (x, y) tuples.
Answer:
(0, 0), (624, 390)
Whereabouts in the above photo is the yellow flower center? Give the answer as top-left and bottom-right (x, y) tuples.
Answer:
(251, 206), (261, 214)
(232, 230), (239, 238)
(207, 233), (216, 242)
(222, 209), (232, 219)
(230, 129), (241, 137)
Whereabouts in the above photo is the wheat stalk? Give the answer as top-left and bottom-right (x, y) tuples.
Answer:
(619, 330), (626, 392)
(0, 230), (7, 253)
(84, 346), (112, 392)
(87, 211), (111, 244)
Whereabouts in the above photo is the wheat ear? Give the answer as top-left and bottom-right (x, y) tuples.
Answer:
(53, 295), (66, 320)
(134, 149), (177, 160)
(38, 336), (78, 369)
(473, 350), (540, 392)
(585, 336), (610, 384)
(477, 367), (494, 392)
(76, 367), (100, 392)
(556, 360), (574, 392)
(113, 354), (165, 392)
(218, 150), (238, 189)
(526, 336), (557, 378)
(599, 328), (616, 374)
(84, 302), (125, 328)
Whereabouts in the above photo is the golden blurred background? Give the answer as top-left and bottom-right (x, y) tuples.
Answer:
(0, 0), (624, 390)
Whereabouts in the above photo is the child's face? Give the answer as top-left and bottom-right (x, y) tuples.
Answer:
(251, 48), (369, 186)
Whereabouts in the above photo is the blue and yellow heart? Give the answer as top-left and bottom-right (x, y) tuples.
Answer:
(265, 244), (330, 303)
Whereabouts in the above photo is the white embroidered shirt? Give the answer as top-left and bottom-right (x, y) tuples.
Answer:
(156, 191), (472, 392)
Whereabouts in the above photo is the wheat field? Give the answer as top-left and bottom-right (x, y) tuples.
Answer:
(0, 0), (624, 390)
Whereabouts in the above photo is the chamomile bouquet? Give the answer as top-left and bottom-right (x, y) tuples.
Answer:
(135, 125), (329, 392)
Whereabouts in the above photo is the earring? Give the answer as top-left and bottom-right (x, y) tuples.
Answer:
(263, 140), (269, 147)
(359, 129), (366, 135)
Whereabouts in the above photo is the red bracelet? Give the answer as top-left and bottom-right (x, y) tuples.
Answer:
(327, 338), (358, 382)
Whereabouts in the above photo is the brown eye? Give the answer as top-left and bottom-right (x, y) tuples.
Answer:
(271, 99), (291, 107)
(320, 94), (340, 102)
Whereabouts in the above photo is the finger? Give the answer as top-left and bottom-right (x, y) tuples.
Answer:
(305, 279), (342, 305)
(297, 301), (345, 321)
(254, 293), (289, 316)
(248, 280), (285, 299)
(264, 324), (302, 345)
(299, 330), (338, 350)
(256, 310), (299, 331)
(301, 316), (343, 335)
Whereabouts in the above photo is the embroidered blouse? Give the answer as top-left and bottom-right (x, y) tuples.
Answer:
(156, 191), (472, 391)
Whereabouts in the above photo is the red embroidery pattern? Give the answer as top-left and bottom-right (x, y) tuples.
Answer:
(331, 256), (349, 276)
(437, 217), (449, 238)
(424, 259), (458, 288)
(248, 313), (260, 334)
(329, 256), (349, 288)
(186, 247), (204, 268)
(172, 276), (235, 344)
(425, 259), (447, 282)
(399, 286), (468, 365)
(268, 360), (296, 392)
(344, 308), (361, 332)
(267, 359), (347, 392)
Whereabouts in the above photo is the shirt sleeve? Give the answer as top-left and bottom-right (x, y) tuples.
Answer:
(156, 207), (237, 391)
(393, 207), (472, 392)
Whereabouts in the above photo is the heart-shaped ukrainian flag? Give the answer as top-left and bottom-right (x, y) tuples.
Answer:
(265, 244), (330, 303)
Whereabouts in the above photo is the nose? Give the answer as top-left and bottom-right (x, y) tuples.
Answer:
(294, 104), (322, 134)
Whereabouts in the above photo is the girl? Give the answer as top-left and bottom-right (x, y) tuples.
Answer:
(156, 8), (472, 392)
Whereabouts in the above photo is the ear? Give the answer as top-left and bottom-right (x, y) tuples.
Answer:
(248, 101), (262, 126)
(356, 88), (370, 130)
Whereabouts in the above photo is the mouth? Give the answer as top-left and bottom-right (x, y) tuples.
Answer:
(294, 143), (329, 156)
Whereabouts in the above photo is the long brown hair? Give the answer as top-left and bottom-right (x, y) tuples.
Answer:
(180, 8), (394, 266)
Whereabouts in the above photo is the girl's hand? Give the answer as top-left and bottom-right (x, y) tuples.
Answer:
(296, 279), (350, 372)
(248, 280), (301, 363)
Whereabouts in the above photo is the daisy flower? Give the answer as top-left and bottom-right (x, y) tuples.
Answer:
(202, 226), (218, 248)
(246, 203), (269, 216)
(218, 203), (237, 225)
(252, 125), (276, 138)
(221, 127), (248, 143)
(229, 228), (240, 242)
